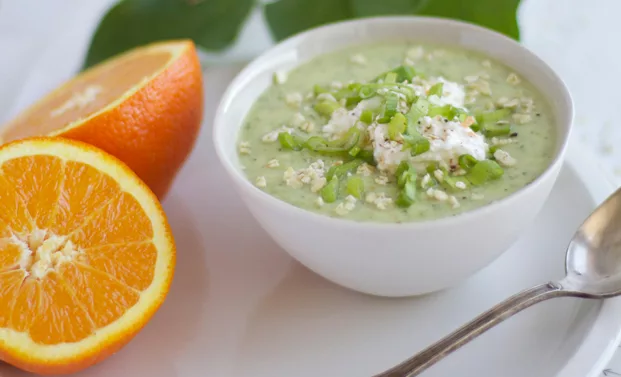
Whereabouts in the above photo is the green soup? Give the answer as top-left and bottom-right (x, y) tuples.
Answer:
(237, 42), (556, 223)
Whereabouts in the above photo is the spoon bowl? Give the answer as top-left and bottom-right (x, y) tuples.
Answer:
(564, 187), (621, 298)
(377, 186), (621, 376)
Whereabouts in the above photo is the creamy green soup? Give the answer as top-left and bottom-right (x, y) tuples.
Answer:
(237, 42), (556, 222)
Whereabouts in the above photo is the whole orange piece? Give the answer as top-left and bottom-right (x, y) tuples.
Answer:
(0, 40), (204, 199)
(0, 137), (175, 374)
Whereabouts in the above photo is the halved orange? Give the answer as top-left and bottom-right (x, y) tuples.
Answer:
(0, 137), (175, 374)
(0, 40), (203, 199)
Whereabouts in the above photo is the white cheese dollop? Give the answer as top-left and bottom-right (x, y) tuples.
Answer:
(370, 115), (488, 174)
(426, 77), (466, 109)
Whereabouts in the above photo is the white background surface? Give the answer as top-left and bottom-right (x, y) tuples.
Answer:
(1, 0), (621, 375)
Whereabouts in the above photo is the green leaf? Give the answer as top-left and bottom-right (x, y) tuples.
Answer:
(351, 0), (428, 16)
(83, 0), (254, 69)
(264, 0), (352, 41)
(416, 0), (520, 40)
(264, 0), (520, 42)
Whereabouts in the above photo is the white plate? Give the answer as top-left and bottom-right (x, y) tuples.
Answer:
(1, 66), (619, 377)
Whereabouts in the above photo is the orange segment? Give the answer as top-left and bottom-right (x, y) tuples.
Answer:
(0, 138), (175, 375)
(85, 242), (157, 291)
(60, 263), (140, 329)
(52, 160), (121, 235)
(0, 241), (24, 272)
(10, 278), (42, 333)
(69, 191), (154, 248)
(0, 175), (34, 235)
(0, 40), (204, 199)
(0, 270), (27, 327)
(1, 155), (64, 229)
(29, 272), (94, 345)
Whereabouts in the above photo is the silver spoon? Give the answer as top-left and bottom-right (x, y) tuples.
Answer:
(376, 186), (621, 377)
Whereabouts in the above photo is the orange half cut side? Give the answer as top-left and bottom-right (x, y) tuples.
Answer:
(0, 137), (175, 375)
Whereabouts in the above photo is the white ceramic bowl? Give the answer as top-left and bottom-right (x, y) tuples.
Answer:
(213, 17), (573, 297)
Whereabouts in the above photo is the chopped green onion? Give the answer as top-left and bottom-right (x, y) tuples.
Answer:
(482, 123), (512, 137)
(402, 133), (430, 156)
(466, 160), (504, 186)
(313, 84), (328, 95)
(326, 159), (364, 181)
(375, 65), (417, 83)
(458, 154), (478, 171)
(426, 163), (439, 175)
(278, 132), (302, 151)
(360, 110), (374, 124)
(441, 176), (469, 192)
(304, 127), (360, 155)
(391, 65), (417, 82)
(346, 176), (365, 199)
(396, 180), (417, 208)
(333, 89), (353, 100)
(396, 87), (417, 103)
(356, 149), (376, 165)
(384, 72), (398, 84)
(349, 146), (361, 157)
(388, 113), (407, 140)
(346, 96), (362, 107)
(348, 82), (362, 91)
(428, 82), (444, 97)
(406, 98), (430, 133)
(358, 86), (376, 99)
(489, 145), (499, 157)
(333, 89), (362, 107)
(377, 93), (399, 123)
(427, 104), (452, 118)
(396, 161), (412, 188)
(321, 178), (340, 203)
(314, 101), (341, 117)
(475, 108), (511, 124)
(395, 162), (417, 207)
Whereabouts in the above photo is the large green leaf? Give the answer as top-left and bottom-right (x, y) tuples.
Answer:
(83, 0), (254, 69)
(263, 0), (352, 42)
(351, 0), (428, 17)
(416, 0), (520, 40)
(264, 0), (520, 42)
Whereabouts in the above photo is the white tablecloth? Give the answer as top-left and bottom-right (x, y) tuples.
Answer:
(1, 0), (620, 374)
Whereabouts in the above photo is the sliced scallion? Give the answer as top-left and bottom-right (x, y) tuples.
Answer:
(356, 149), (376, 165)
(388, 113), (407, 140)
(482, 123), (512, 137)
(406, 98), (430, 133)
(314, 101), (341, 117)
(402, 133), (430, 156)
(321, 178), (339, 203)
(349, 146), (361, 157)
(313, 84), (328, 95)
(358, 86), (376, 99)
(475, 108), (511, 124)
(458, 154), (478, 171)
(441, 176), (469, 192)
(428, 82), (444, 97)
(360, 109), (374, 124)
(466, 160), (504, 186)
(346, 176), (365, 199)
(384, 72), (398, 84)
(326, 159), (364, 181)
(278, 132), (302, 151)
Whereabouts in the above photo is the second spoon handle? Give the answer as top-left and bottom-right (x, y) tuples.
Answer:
(374, 282), (568, 377)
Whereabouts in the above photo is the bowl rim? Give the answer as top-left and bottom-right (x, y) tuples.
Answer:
(213, 15), (574, 230)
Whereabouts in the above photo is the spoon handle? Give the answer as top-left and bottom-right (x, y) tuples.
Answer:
(374, 282), (567, 377)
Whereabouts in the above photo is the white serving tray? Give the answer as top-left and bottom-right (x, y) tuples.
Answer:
(1, 65), (619, 377)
